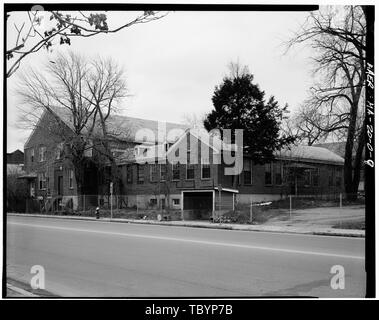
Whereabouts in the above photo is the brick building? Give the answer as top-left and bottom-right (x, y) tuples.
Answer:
(7, 149), (24, 175)
(21, 107), (344, 217)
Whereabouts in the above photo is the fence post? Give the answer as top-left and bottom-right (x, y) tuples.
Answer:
(83, 195), (85, 212)
(250, 196), (253, 223)
(339, 193), (342, 209)
(289, 195), (292, 219)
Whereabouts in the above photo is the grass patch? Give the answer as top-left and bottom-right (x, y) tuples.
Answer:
(332, 220), (365, 230)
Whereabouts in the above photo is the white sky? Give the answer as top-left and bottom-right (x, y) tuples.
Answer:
(6, 9), (316, 152)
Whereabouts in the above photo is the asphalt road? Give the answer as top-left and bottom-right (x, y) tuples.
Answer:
(6, 215), (366, 297)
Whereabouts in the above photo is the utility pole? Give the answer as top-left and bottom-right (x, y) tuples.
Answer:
(110, 182), (113, 220)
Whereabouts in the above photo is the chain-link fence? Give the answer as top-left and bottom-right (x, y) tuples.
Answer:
(233, 192), (365, 228)
(14, 192), (365, 229)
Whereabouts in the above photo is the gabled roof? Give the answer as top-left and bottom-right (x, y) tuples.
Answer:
(48, 106), (188, 144)
(7, 149), (24, 164)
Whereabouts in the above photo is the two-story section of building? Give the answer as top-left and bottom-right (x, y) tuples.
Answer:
(21, 107), (344, 218)
(20, 106), (188, 212)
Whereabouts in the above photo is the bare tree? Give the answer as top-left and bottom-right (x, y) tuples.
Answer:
(181, 112), (205, 129)
(6, 9), (168, 78)
(17, 52), (128, 196)
(286, 5), (367, 200)
(84, 57), (128, 195)
(283, 104), (341, 146)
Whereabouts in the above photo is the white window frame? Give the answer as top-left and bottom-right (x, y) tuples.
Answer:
(56, 142), (64, 160)
(186, 164), (195, 180)
(172, 198), (180, 206)
(39, 146), (46, 162)
(150, 163), (158, 182)
(68, 169), (74, 189)
(201, 162), (211, 180)
(160, 164), (167, 181)
(38, 172), (47, 190)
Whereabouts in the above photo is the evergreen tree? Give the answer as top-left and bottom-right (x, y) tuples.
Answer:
(204, 63), (295, 163)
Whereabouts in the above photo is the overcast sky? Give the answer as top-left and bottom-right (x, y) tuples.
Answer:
(6, 9), (316, 152)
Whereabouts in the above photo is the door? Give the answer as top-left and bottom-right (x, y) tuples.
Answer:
(58, 176), (63, 196)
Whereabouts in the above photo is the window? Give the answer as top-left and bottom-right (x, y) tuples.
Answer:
(329, 168), (335, 186)
(137, 165), (144, 184)
(336, 168), (342, 187)
(38, 172), (47, 190)
(201, 162), (211, 179)
(172, 163), (180, 181)
(312, 169), (319, 186)
(150, 198), (157, 206)
(127, 165), (133, 184)
(172, 198), (180, 206)
(243, 159), (252, 185)
(56, 142), (64, 160)
(30, 149), (34, 162)
(265, 163), (273, 185)
(30, 182), (35, 197)
(68, 169), (74, 189)
(304, 169), (311, 186)
(274, 162), (283, 185)
(186, 164), (195, 180)
(39, 146), (47, 162)
(187, 134), (191, 151)
(150, 164), (158, 182)
(160, 164), (167, 181)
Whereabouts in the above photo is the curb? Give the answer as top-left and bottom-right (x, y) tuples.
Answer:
(8, 213), (365, 238)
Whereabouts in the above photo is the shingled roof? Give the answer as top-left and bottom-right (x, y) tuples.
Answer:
(276, 145), (344, 165)
(49, 106), (188, 143)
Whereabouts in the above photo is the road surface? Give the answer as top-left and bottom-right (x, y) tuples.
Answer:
(6, 215), (366, 297)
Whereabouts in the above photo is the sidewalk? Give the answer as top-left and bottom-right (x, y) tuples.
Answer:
(8, 213), (365, 237)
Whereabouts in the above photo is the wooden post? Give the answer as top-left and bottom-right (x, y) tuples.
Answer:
(250, 196), (253, 223)
(289, 195), (292, 219)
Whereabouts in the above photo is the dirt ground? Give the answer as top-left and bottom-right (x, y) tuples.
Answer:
(262, 205), (365, 229)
